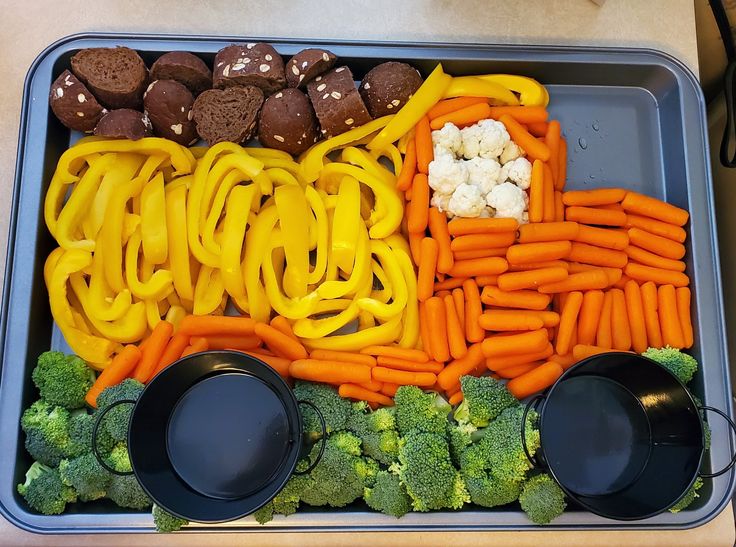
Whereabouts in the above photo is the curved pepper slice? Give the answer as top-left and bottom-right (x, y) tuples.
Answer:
(165, 184), (194, 302)
(476, 74), (549, 107)
(319, 222), (371, 300)
(243, 206), (279, 322)
(246, 147), (295, 162)
(331, 176), (361, 275)
(266, 167), (301, 187)
(305, 186), (329, 285)
(124, 229), (174, 301)
(387, 238), (420, 349)
(443, 76), (520, 105)
(87, 246), (132, 322)
(370, 260), (392, 304)
(193, 265), (225, 316)
(341, 147), (396, 187)
(140, 172), (168, 265)
(301, 314), (403, 352)
(369, 144), (403, 178)
(356, 240), (408, 321)
(202, 170), (251, 257)
(221, 184), (260, 312)
(274, 185), (311, 298)
(200, 151), (264, 226)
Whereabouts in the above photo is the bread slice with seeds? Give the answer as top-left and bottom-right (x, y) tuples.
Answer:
(49, 70), (106, 132)
(285, 48), (336, 88)
(307, 66), (372, 138)
(94, 109), (152, 140)
(150, 51), (212, 96)
(258, 88), (319, 155)
(70, 47), (148, 109)
(212, 43), (285, 95)
(359, 62), (423, 118)
(192, 86), (264, 145)
(144, 79), (198, 145)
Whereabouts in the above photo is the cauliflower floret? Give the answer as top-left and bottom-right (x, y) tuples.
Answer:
(465, 157), (502, 195)
(428, 155), (468, 195)
(499, 140), (526, 164)
(431, 123), (463, 159)
(500, 157), (532, 190)
(486, 182), (527, 222)
(460, 119), (510, 159)
(479, 207), (494, 218)
(430, 192), (454, 217)
(448, 183), (485, 218)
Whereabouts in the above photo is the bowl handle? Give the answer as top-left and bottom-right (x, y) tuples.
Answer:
(293, 400), (327, 476)
(521, 394), (546, 468)
(92, 399), (137, 476)
(698, 405), (736, 478)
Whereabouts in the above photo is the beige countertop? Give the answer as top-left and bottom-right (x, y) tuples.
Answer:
(1, 0), (731, 545)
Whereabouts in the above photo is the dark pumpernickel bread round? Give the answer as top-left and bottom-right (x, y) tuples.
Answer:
(285, 48), (337, 89)
(307, 66), (372, 138)
(49, 70), (106, 132)
(213, 43), (285, 95)
(143, 80), (198, 145)
(94, 109), (152, 140)
(258, 88), (319, 155)
(150, 51), (212, 96)
(70, 47), (148, 110)
(359, 62), (423, 118)
(192, 86), (264, 146)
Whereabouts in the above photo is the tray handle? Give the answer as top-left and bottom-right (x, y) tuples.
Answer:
(92, 399), (136, 476)
(698, 405), (736, 478)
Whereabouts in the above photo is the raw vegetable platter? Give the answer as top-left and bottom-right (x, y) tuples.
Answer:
(0, 33), (733, 533)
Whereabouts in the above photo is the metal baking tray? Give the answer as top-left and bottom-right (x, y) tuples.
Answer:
(0, 33), (732, 534)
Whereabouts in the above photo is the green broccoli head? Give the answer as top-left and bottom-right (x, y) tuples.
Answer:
(32, 351), (95, 409)
(107, 474), (151, 510)
(17, 462), (77, 515)
(394, 431), (469, 511)
(670, 477), (703, 513)
(293, 382), (353, 441)
(152, 504), (189, 532)
(519, 473), (567, 524)
(105, 443), (132, 474)
(643, 347), (698, 385)
(21, 400), (74, 467)
(59, 452), (111, 502)
(364, 470), (412, 518)
(253, 503), (275, 525)
(394, 386), (451, 436)
(448, 422), (478, 467)
(253, 473), (312, 525)
(96, 379), (144, 443)
(454, 375), (518, 427)
(348, 405), (400, 465)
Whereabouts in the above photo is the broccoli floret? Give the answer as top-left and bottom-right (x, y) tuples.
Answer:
(393, 431), (469, 511)
(105, 443), (132, 473)
(253, 503), (275, 524)
(17, 462), (77, 515)
(670, 477), (703, 513)
(454, 375), (518, 427)
(59, 452), (111, 501)
(107, 474), (151, 510)
(152, 504), (188, 532)
(519, 473), (567, 524)
(32, 351), (95, 409)
(364, 470), (412, 518)
(96, 379), (144, 442)
(394, 386), (451, 436)
(348, 405), (400, 465)
(293, 382), (353, 441)
(21, 400), (74, 466)
(643, 347), (698, 384)
(448, 422), (478, 467)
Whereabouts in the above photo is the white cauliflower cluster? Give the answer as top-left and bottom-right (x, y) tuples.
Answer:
(428, 119), (530, 222)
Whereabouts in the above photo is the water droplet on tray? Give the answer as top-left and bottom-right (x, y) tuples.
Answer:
(592, 122), (599, 131)
(578, 138), (588, 150)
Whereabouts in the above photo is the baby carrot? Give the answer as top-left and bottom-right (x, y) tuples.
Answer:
(448, 257), (508, 277)
(518, 221), (579, 243)
(572, 344), (620, 361)
(255, 323), (308, 361)
(499, 114), (551, 161)
(476, 275), (499, 286)
(545, 121), (561, 187)
(358, 379), (383, 392)
(543, 162), (556, 222)
(676, 287), (694, 349)
(408, 174), (430, 232)
(628, 227), (686, 260)
(621, 192), (689, 226)
(574, 224), (629, 250)
(497, 267), (568, 291)
(372, 366), (437, 387)
(625, 213), (687, 243)
(507, 361), (564, 399)
(640, 282), (663, 349)
(86, 345), (142, 407)
(527, 122), (549, 137)
(449, 391), (464, 405)
(577, 290), (605, 346)
(479, 311), (545, 331)
(610, 288), (632, 351)
(376, 356), (444, 374)
(496, 362), (541, 380)
(567, 262), (622, 282)
(614, 274), (632, 289)
(462, 280), (485, 343)
(436, 290), (451, 299)
(240, 350), (291, 378)
(488, 106), (549, 123)
(538, 269), (609, 294)
(290, 359), (372, 385)
(625, 263), (689, 287)
(508, 260), (570, 272)
(485, 344), (554, 371)
(556, 138), (567, 191)
(426, 296), (450, 362)
(179, 315), (256, 337)
(437, 343), (485, 390)
(568, 242), (628, 268)
(549, 353), (578, 370)
(596, 291), (614, 348)
(381, 383), (399, 397)
(181, 337), (209, 358)
(415, 116), (433, 174)
(450, 232), (517, 251)
(452, 288), (466, 332)
(481, 286), (551, 311)
(529, 159), (544, 222)
(554, 191), (565, 221)
(454, 248), (508, 260)
(430, 102), (492, 130)
(428, 96), (489, 120)
(556, 291), (583, 356)
(434, 277), (467, 291)
(133, 320), (173, 383)
(624, 246), (686, 272)
(361, 345), (429, 363)
(396, 138), (417, 192)
(270, 315), (299, 341)
(562, 188), (627, 207)
(481, 329), (549, 358)
(658, 284), (685, 349)
(428, 208), (454, 273)
(417, 237), (439, 301)
(310, 349), (376, 367)
(204, 335), (261, 350)
(506, 241), (572, 265)
(447, 217), (519, 236)
(409, 231), (423, 264)
(624, 280), (648, 353)
(566, 205), (627, 227)
(419, 302), (433, 356)
(153, 333), (191, 376)
(339, 384), (394, 406)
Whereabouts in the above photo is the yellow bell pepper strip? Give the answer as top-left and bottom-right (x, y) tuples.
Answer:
(189, 146), (209, 159)
(221, 184), (259, 311)
(124, 230), (174, 301)
(370, 260), (393, 304)
(43, 247), (65, 290)
(243, 205), (279, 322)
(311, 298), (353, 315)
(87, 246), (132, 322)
(270, 246), (286, 291)
(55, 153), (117, 251)
(443, 76), (520, 105)
(202, 170), (250, 257)
(165, 184), (194, 301)
(165, 304), (187, 331)
(341, 147), (396, 187)
(45, 153), (104, 235)
(390, 242), (420, 349)
(476, 74), (549, 107)
(357, 240), (408, 321)
(253, 171), (274, 196)
(302, 116), (395, 182)
(145, 298), (162, 331)
(331, 176), (361, 275)
(359, 311), (376, 330)
(165, 173), (193, 193)
(266, 167), (300, 187)
(320, 163), (403, 239)
(140, 172), (168, 265)
(245, 147), (295, 162)
(201, 151), (264, 226)
(360, 186), (375, 223)
(319, 222), (371, 299)
(274, 185), (311, 298)
(261, 240), (322, 320)
(305, 186), (329, 285)
(122, 214), (141, 246)
(367, 64), (451, 151)
(302, 314), (403, 352)
(55, 137), (195, 183)
(396, 129), (414, 154)
(46, 249), (118, 363)
(193, 265), (226, 316)
(370, 144), (403, 178)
